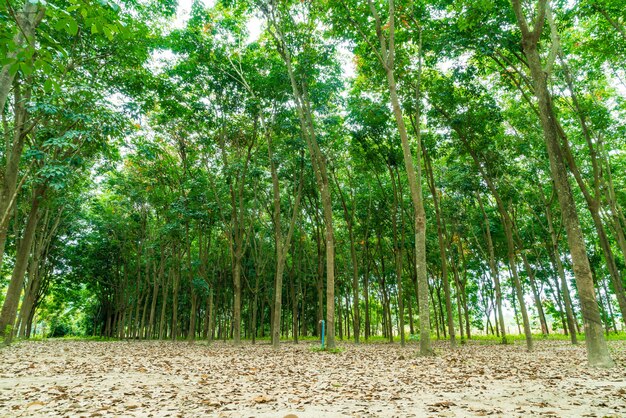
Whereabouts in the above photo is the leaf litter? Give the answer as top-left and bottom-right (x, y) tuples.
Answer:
(0, 339), (625, 417)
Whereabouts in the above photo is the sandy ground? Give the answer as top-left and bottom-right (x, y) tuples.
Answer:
(0, 338), (625, 417)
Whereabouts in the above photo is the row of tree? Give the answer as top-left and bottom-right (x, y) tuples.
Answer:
(1, 0), (625, 368)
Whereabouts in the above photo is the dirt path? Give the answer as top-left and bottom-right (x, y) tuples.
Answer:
(0, 339), (625, 417)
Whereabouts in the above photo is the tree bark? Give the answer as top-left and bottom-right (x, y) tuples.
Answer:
(331, 168), (360, 343)
(540, 188), (578, 343)
(425, 149), (456, 347)
(477, 192), (507, 344)
(0, 186), (45, 343)
(262, 4), (337, 348)
(383, 14), (432, 355)
(269, 133), (303, 348)
(511, 0), (612, 367)
(0, 2), (45, 117)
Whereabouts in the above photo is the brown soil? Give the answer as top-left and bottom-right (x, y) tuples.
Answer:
(0, 339), (625, 417)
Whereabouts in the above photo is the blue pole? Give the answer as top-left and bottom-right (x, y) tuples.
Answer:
(321, 320), (325, 349)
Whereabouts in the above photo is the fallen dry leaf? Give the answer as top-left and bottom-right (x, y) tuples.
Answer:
(0, 339), (624, 417)
(252, 395), (274, 403)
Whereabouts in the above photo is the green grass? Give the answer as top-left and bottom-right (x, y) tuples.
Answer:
(248, 335), (320, 342)
(309, 345), (345, 354)
(469, 332), (626, 343)
(17, 335), (118, 342)
(10, 332), (626, 345)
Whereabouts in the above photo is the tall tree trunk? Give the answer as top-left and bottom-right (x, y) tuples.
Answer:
(552, 39), (626, 325)
(0, 186), (45, 343)
(540, 188), (578, 343)
(384, 20), (431, 355)
(18, 257), (41, 338)
(172, 257), (180, 340)
(139, 284), (149, 339)
(0, 3), (44, 118)
(331, 168), (360, 343)
(188, 292), (198, 342)
(425, 150), (456, 347)
(518, 250), (549, 336)
(159, 267), (171, 340)
(232, 257), (242, 344)
(363, 242), (371, 341)
(430, 281), (440, 340)
(477, 192), (507, 344)
(269, 135), (302, 348)
(263, 6), (337, 349)
(338, 0), (431, 353)
(389, 166), (406, 346)
(148, 250), (164, 339)
(601, 141), (626, 271)
(0, 79), (35, 273)
(291, 272), (298, 344)
(601, 277), (617, 333)
(456, 238), (472, 339)
(511, 0), (612, 367)
(18, 207), (60, 338)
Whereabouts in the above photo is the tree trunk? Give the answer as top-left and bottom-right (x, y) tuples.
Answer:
(263, 7), (337, 348)
(425, 151), (456, 347)
(0, 79), (35, 273)
(429, 282), (440, 340)
(519, 251), (549, 336)
(511, 0), (612, 366)
(187, 291), (198, 342)
(540, 188), (578, 343)
(331, 168), (360, 343)
(385, 35), (431, 356)
(363, 243), (371, 341)
(159, 267), (171, 340)
(477, 193), (507, 344)
(147, 253), (163, 338)
(0, 186), (45, 343)
(172, 260), (180, 340)
(389, 166), (406, 346)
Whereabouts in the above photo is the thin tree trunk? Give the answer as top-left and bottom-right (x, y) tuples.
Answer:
(263, 7), (337, 348)
(159, 267), (171, 340)
(0, 186), (45, 343)
(331, 168), (360, 343)
(519, 251), (549, 336)
(148, 250), (164, 338)
(269, 134), (302, 348)
(511, 0), (612, 366)
(0, 3), (45, 117)
(425, 149), (455, 347)
(477, 193), (507, 344)
(389, 166), (406, 346)
(540, 188), (578, 343)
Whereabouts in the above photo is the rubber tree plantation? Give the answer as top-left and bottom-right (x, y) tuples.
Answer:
(1, 0), (626, 416)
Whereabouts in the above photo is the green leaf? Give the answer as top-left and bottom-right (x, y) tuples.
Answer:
(8, 63), (19, 77)
(103, 25), (114, 41)
(19, 62), (33, 76)
(67, 18), (78, 36)
(44, 78), (54, 92)
(0, 57), (16, 66)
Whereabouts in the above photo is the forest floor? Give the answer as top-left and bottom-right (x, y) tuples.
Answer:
(0, 339), (625, 417)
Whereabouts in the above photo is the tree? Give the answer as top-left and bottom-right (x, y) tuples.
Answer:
(510, 0), (612, 367)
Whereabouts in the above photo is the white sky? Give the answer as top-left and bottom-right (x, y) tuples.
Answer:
(171, 0), (355, 77)
(174, 0), (207, 29)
